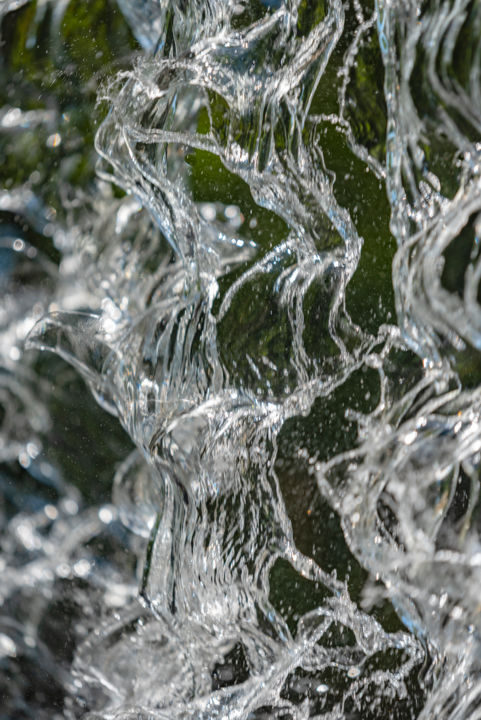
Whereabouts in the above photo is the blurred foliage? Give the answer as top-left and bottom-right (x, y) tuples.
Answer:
(0, 0), (137, 212)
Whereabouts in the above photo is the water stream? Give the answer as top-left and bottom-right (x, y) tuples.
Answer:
(1, 0), (481, 718)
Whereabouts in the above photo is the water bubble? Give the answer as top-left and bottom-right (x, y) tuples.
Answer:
(0, 634), (17, 659)
(46, 133), (61, 148)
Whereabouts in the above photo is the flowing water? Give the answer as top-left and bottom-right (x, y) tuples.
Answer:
(1, 0), (481, 717)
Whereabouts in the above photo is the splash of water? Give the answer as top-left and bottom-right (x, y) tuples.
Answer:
(1, 0), (481, 717)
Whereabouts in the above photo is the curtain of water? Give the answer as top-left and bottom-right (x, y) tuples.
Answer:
(1, 0), (481, 718)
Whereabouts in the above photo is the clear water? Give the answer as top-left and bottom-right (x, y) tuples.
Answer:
(1, 0), (481, 718)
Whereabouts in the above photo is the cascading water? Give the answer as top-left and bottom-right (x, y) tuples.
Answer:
(1, 0), (481, 717)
